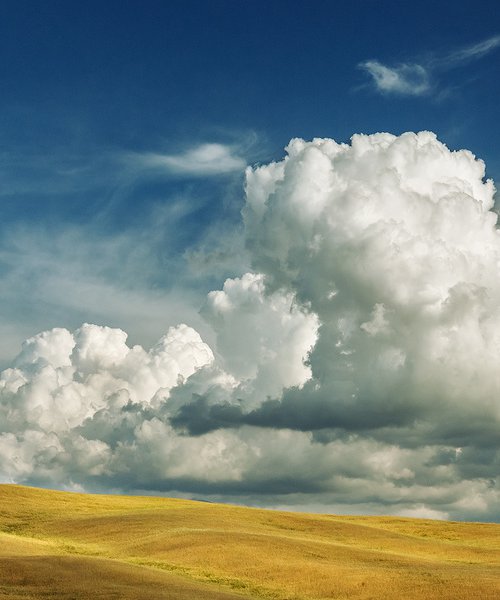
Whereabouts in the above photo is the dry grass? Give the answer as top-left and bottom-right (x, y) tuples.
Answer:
(0, 485), (499, 599)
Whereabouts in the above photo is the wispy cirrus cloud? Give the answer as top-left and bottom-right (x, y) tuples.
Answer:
(0, 219), (212, 368)
(135, 143), (247, 176)
(359, 61), (430, 96)
(360, 34), (500, 97)
(0, 134), (254, 367)
(434, 34), (500, 68)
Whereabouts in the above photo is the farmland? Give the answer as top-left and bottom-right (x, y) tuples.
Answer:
(0, 485), (499, 599)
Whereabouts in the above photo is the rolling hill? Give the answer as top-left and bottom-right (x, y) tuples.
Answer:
(0, 484), (499, 599)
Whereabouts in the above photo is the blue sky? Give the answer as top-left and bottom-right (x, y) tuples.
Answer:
(2, 2), (500, 518)
(3, 1), (500, 154)
(1, 0), (500, 359)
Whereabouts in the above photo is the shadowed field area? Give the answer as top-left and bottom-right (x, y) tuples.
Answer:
(0, 485), (499, 599)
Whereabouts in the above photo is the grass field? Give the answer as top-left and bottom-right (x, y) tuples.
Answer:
(0, 485), (499, 599)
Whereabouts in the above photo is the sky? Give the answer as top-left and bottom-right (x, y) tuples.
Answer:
(1, 0), (500, 521)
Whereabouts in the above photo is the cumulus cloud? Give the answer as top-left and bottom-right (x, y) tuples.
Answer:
(361, 35), (500, 97)
(180, 131), (500, 517)
(2, 131), (500, 521)
(243, 132), (499, 433)
(202, 273), (318, 398)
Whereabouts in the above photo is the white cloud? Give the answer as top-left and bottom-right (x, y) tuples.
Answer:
(0, 322), (213, 435)
(138, 143), (246, 176)
(244, 133), (499, 438)
(437, 34), (500, 67)
(359, 61), (430, 96)
(240, 131), (500, 517)
(202, 273), (318, 400)
(361, 34), (500, 97)
(3, 131), (500, 520)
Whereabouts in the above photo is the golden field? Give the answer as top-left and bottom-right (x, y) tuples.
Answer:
(0, 485), (499, 599)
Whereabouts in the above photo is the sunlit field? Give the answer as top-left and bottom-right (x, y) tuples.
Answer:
(0, 485), (499, 599)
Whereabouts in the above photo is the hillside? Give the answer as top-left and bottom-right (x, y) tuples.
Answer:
(0, 485), (499, 599)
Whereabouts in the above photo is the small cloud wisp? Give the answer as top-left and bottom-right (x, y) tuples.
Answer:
(138, 143), (247, 176)
(360, 34), (500, 97)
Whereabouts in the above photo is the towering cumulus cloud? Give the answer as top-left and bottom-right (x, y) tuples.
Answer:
(1, 131), (500, 521)
(244, 133), (500, 433)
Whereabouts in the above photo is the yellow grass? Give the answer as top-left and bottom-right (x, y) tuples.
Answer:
(0, 485), (499, 599)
